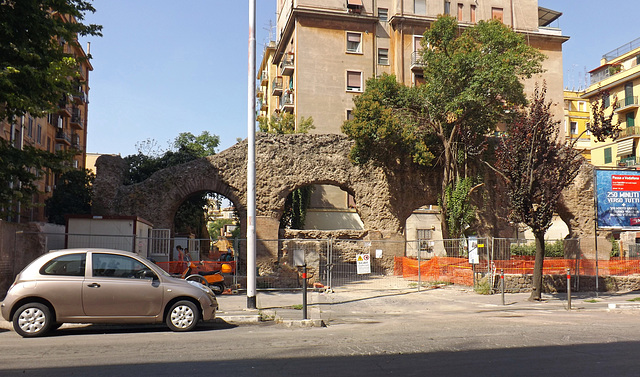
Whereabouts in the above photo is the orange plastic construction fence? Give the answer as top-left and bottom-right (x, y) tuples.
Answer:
(394, 256), (640, 286)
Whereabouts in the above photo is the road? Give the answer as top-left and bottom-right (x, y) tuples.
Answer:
(2, 288), (640, 376)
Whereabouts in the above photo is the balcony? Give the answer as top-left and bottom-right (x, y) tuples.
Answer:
(621, 126), (640, 137)
(259, 98), (268, 111)
(410, 51), (425, 71)
(73, 91), (87, 104)
(259, 70), (268, 86)
(272, 76), (283, 96)
(617, 156), (640, 167)
(280, 90), (294, 113)
(615, 96), (639, 113)
(70, 108), (84, 129)
(71, 133), (82, 150)
(55, 131), (71, 146)
(280, 53), (294, 76)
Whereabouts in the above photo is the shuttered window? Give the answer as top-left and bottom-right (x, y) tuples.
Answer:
(347, 71), (362, 92)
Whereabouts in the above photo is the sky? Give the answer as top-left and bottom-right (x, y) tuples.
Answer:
(80, 0), (638, 157)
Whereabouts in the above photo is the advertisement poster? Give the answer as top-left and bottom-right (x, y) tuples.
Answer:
(595, 169), (640, 230)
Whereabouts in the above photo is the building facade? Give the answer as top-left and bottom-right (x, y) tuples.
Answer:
(584, 37), (640, 168)
(0, 13), (92, 223)
(258, 0), (567, 234)
(564, 89), (591, 162)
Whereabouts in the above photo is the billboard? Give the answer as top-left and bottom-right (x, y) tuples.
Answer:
(595, 169), (640, 230)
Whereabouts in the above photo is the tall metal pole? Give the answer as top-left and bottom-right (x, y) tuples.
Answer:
(246, 0), (257, 309)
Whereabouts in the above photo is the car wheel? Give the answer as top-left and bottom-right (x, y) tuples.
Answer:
(13, 303), (53, 338)
(166, 300), (200, 332)
(211, 282), (225, 295)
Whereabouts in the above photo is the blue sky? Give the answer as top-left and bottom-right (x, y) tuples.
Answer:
(81, 1), (637, 157)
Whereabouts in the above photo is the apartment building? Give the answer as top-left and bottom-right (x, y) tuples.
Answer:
(564, 90), (591, 161)
(258, 0), (567, 232)
(583, 37), (640, 168)
(0, 13), (92, 223)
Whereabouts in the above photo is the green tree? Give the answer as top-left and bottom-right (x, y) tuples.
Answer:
(45, 168), (94, 225)
(258, 113), (315, 229)
(493, 85), (583, 301)
(0, 0), (102, 122)
(0, 139), (74, 219)
(123, 132), (221, 238)
(343, 16), (545, 238)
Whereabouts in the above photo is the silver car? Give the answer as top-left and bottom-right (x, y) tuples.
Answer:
(0, 248), (218, 337)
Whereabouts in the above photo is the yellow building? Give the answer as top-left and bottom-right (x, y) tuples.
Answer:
(258, 0), (567, 231)
(0, 13), (92, 222)
(584, 37), (640, 167)
(564, 90), (591, 161)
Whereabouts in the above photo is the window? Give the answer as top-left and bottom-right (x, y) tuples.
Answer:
(378, 48), (389, 65)
(605, 147), (612, 164)
(36, 124), (42, 144)
(27, 117), (33, 138)
(457, 3), (463, 21)
(570, 121), (578, 135)
(346, 32), (362, 53)
(347, 71), (362, 92)
(346, 109), (354, 121)
(417, 229), (433, 253)
(492, 7), (504, 22)
(625, 82), (634, 106)
(414, 72), (425, 86)
(603, 94), (611, 108)
(378, 8), (388, 22)
(470, 4), (476, 23)
(577, 101), (586, 112)
(627, 112), (635, 128)
(40, 254), (86, 276)
(414, 0), (426, 15)
(444, 1), (451, 15)
(92, 253), (153, 279)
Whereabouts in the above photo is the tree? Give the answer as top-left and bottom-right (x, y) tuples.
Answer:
(45, 168), (94, 224)
(258, 112), (314, 134)
(493, 85), (583, 301)
(0, 0), (102, 122)
(0, 139), (74, 219)
(343, 16), (545, 238)
(123, 132), (220, 238)
(258, 113), (315, 229)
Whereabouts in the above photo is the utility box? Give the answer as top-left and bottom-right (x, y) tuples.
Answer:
(65, 215), (154, 257)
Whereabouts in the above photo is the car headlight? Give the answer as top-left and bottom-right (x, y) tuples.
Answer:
(186, 280), (214, 295)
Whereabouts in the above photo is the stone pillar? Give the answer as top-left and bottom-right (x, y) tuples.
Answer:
(256, 216), (280, 259)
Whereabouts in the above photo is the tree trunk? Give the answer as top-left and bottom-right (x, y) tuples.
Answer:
(529, 232), (546, 301)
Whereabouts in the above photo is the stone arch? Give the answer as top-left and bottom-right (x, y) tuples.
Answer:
(93, 133), (441, 241)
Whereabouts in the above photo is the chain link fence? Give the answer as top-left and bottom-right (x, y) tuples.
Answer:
(6, 232), (640, 295)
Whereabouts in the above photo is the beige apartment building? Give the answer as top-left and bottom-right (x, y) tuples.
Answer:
(1, 13), (92, 223)
(258, 0), (567, 235)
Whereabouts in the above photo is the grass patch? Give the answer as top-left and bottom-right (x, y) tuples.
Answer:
(627, 297), (640, 302)
(584, 299), (600, 303)
(474, 276), (492, 295)
(291, 304), (303, 310)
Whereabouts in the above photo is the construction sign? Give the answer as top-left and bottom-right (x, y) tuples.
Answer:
(356, 253), (371, 274)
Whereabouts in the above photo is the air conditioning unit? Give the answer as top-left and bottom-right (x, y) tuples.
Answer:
(45, 185), (52, 192)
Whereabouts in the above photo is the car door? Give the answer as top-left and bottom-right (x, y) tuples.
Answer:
(82, 252), (163, 317)
(37, 253), (86, 319)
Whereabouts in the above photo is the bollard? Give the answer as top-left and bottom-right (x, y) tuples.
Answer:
(501, 269), (505, 305)
(302, 265), (308, 320)
(566, 268), (571, 311)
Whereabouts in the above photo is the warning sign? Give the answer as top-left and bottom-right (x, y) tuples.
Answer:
(356, 253), (371, 274)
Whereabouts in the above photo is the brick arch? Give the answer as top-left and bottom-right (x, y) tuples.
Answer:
(92, 133), (441, 240)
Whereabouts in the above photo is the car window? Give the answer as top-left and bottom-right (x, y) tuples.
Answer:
(92, 253), (154, 279)
(40, 253), (86, 276)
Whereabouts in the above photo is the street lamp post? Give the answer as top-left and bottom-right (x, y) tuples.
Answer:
(246, 0), (257, 309)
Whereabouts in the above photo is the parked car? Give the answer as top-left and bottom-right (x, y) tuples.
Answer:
(0, 248), (218, 337)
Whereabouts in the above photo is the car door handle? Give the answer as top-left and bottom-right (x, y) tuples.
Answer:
(87, 283), (101, 288)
